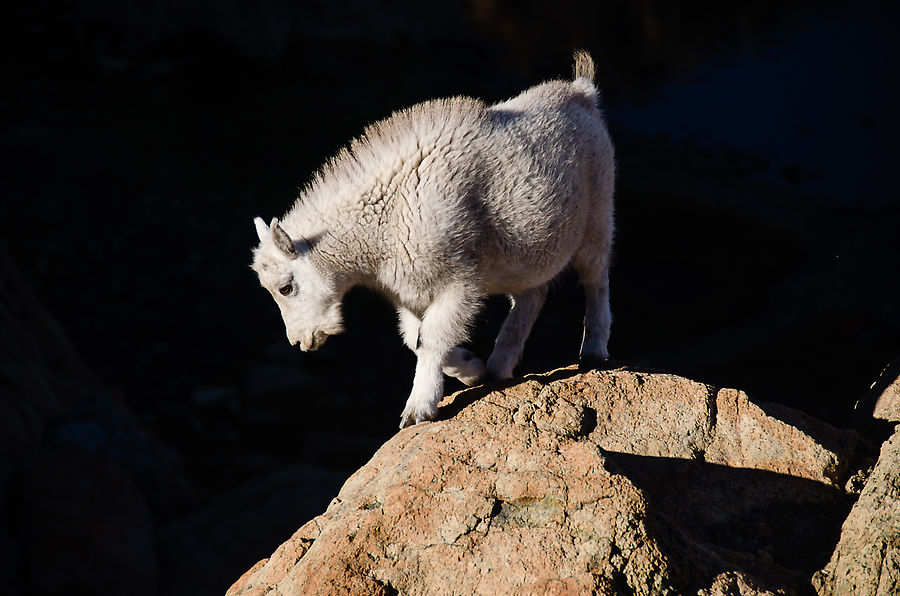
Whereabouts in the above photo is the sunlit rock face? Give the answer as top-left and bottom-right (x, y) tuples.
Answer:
(228, 366), (870, 596)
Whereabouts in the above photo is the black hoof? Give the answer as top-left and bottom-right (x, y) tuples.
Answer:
(578, 354), (609, 371)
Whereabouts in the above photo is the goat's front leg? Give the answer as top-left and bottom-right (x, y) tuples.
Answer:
(399, 285), (480, 429)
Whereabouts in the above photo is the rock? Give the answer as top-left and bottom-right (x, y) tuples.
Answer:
(854, 356), (900, 432)
(228, 415), (716, 595)
(243, 362), (320, 398)
(191, 385), (239, 408)
(1, 248), (357, 596)
(158, 464), (347, 596)
(228, 367), (863, 595)
(871, 357), (900, 422)
(812, 427), (900, 595)
(874, 388), (900, 423)
(556, 370), (857, 485)
(20, 449), (157, 596)
(0, 250), (194, 595)
(0, 250), (94, 459)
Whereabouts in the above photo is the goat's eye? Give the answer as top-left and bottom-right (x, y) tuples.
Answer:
(278, 284), (293, 296)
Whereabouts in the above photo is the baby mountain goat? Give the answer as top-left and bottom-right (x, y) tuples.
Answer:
(252, 51), (615, 429)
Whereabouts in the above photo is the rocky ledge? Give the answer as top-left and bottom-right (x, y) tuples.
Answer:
(228, 365), (899, 595)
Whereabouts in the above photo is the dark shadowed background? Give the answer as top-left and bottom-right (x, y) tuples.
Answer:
(1, 1), (898, 594)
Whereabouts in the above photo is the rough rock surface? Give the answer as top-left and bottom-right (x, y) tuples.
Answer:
(228, 366), (866, 595)
(871, 358), (900, 422)
(852, 357), (900, 439)
(813, 427), (900, 595)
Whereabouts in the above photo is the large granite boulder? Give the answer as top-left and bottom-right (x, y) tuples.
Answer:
(228, 366), (866, 595)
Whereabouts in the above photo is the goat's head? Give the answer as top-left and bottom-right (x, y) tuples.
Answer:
(251, 217), (343, 351)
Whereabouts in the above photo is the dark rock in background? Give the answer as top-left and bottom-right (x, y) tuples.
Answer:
(158, 464), (347, 596)
(0, 250), (346, 594)
(814, 427), (900, 595)
(0, 251), (190, 594)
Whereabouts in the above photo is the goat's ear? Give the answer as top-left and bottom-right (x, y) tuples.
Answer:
(270, 218), (299, 258)
(254, 217), (269, 243)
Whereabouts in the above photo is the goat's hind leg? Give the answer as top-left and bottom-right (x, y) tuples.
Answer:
(397, 306), (485, 388)
(573, 256), (611, 368)
(442, 347), (486, 387)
